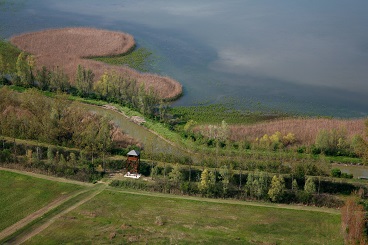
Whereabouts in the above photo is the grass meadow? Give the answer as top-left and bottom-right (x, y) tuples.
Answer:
(26, 190), (343, 245)
(0, 170), (82, 231)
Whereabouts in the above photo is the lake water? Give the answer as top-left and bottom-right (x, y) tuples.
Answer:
(1, 0), (368, 117)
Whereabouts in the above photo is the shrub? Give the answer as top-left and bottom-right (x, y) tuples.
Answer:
(297, 146), (306, 153)
(341, 173), (353, 179)
(0, 149), (12, 163)
(315, 128), (350, 156)
(180, 181), (199, 195)
(311, 194), (344, 208)
(282, 132), (296, 146)
(296, 191), (312, 204)
(331, 168), (341, 178)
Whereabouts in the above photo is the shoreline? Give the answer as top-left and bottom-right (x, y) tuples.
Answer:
(10, 27), (183, 100)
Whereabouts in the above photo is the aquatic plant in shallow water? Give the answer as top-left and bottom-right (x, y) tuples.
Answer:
(93, 47), (155, 73)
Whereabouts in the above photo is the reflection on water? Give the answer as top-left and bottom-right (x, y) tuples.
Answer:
(1, 0), (368, 117)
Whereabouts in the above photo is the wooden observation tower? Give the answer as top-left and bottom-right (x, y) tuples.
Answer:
(126, 150), (140, 174)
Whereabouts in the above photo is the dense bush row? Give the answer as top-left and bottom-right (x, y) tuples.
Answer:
(109, 162), (365, 208)
(0, 138), (125, 182)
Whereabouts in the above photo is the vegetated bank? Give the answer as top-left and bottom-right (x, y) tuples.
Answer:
(9, 27), (182, 100)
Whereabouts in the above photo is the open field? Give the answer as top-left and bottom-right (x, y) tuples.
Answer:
(25, 190), (343, 245)
(0, 168), (343, 244)
(0, 170), (82, 231)
(10, 27), (182, 100)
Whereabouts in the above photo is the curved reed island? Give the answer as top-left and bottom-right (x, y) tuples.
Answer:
(10, 27), (182, 100)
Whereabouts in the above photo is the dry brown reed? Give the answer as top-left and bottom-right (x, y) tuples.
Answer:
(10, 27), (182, 100)
(228, 118), (366, 145)
(110, 123), (141, 149)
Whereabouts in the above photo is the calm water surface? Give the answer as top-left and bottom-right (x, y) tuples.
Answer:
(1, 0), (368, 117)
(333, 164), (368, 179)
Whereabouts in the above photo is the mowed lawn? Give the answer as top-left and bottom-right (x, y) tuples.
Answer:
(26, 190), (343, 244)
(0, 170), (82, 231)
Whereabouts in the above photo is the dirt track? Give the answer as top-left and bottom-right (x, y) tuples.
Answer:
(0, 189), (88, 241)
(9, 186), (105, 245)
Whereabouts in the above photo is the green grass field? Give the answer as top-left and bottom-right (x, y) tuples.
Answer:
(26, 190), (343, 244)
(0, 170), (82, 231)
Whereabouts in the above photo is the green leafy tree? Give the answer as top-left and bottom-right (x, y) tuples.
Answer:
(245, 171), (255, 198)
(245, 171), (268, 199)
(292, 179), (299, 192)
(184, 119), (197, 133)
(268, 175), (285, 202)
(59, 153), (67, 166)
(198, 168), (216, 196)
(94, 71), (110, 99)
(315, 128), (348, 155)
(49, 67), (70, 92)
(76, 65), (95, 96)
(36, 66), (50, 90)
(351, 134), (368, 163)
(304, 177), (316, 194)
(16, 52), (33, 87)
(257, 171), (269, 199)
(158, 100), (169, 122)
(169, 163), (183, 187)
(219, 164), (233, 196)
(68, 152), (77, 167)
(95, 116), (112, 171)
(0, 54), (4, 80)
(150, 165), (159, 180)
(208, 120), (229, 174)
(199, 168), (210, 193)
(47, 146), (54, 165)
(137, 84), (158, 116)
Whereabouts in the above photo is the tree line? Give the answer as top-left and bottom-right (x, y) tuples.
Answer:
(0, 51), (163, 118)
(109, 161), (368, 208)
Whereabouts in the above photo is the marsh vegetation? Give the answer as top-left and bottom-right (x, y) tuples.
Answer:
(10, 28), (182, 100)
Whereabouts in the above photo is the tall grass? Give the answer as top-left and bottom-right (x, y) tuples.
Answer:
(10, 28), (182, 100)
(229, 118), (366, 145)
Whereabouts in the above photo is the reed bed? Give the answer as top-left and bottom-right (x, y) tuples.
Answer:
(229, 118), (366, 145)
(10, 27), (182, 100)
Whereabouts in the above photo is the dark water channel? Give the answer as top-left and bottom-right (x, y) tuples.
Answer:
(333, 164), (368, 179)
(81, 103), (191, 160)
(1, 0), (368, 117)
